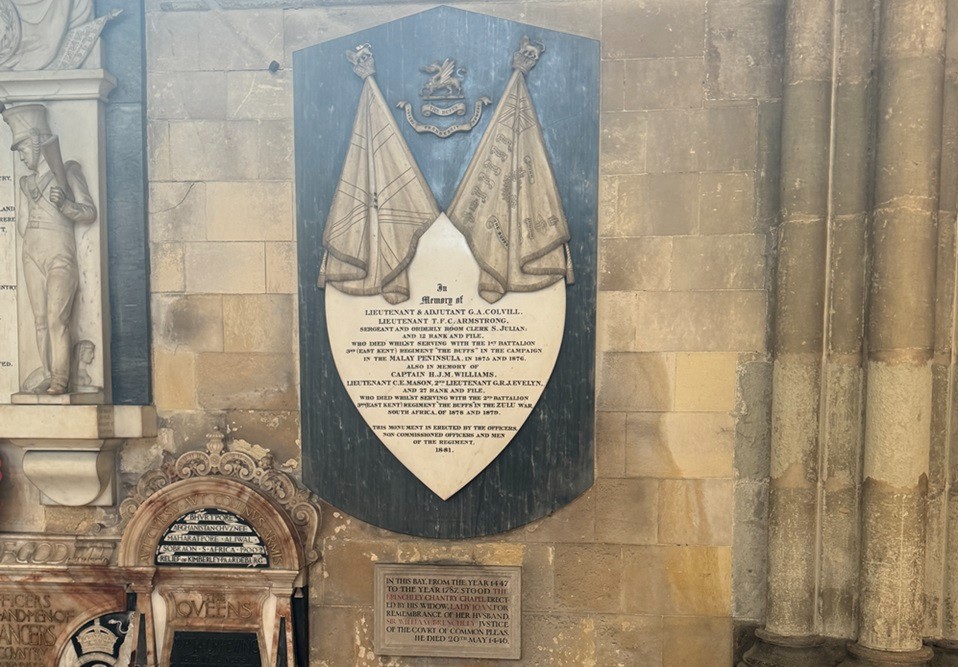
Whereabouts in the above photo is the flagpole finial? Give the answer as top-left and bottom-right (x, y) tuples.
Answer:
(513, 36), (545, 74)
(346, 43), (376, 79)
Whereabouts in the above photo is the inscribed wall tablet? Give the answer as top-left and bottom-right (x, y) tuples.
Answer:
(295, 5), (598, 537)
(374, 564), (521, 660)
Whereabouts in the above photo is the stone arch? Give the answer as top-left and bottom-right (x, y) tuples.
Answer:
(118, 476), (302, 572)
(116, 429), (321, 575)
(110, 431), (322, 666)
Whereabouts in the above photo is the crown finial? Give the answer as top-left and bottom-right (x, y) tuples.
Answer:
(346, 43), (376, 79)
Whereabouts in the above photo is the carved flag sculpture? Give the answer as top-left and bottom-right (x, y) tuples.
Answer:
(318, 43), (439, 304)
(448, 37), (574, 303)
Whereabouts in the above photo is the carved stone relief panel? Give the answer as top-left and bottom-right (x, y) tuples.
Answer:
(0, 580), (125, 666)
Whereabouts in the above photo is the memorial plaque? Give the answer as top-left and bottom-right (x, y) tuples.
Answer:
(155, 508), (269, 568)
(374, 564), (521, 659)
(296, 6), (598, 538)
(169, 631), (261, 667)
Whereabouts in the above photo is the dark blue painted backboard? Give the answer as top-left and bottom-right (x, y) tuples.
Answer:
(294, 6), (598, 538)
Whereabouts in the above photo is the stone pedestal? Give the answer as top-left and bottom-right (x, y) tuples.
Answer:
(739, 630), (837, 667)
(840, 643), (933, 667)
(931, 641), (958, 666)
(0, 404), (156, 506)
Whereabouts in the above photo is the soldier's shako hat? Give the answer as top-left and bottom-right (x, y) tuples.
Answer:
(1, 104), (52, 150)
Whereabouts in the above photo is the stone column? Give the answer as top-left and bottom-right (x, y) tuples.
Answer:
(741, 1), (834, 665)
(841, 0), (944, 665)
(928, 2), (958, 663)
(818, 0), (874, 640)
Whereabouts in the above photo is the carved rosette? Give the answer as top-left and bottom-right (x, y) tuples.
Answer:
(118, 430), (322, 565)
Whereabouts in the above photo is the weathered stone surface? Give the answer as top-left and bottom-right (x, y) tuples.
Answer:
(596, 411), (627, 477)
(624, 545), (732, 615)
(195, 352), (297, 410)
(706, 0), (785, 101)
(599, 237), (672, 291)
(601, 111), (647, 174)
(603, 0), (707, 59)
(671, 234), (767, 291)
(700, 171), (757, 234)
(595, 614), (664, 667)
(153, 348), (197, 410)
(602, 173), (699, 237)
(207, 181), (293, 241)
(151, 242), (186, 292)
(225, 409), (301, 464)
(168, 121), (261, 181)
(597, 352), (675, 411)
(625, 58), (705, 110)
(595, 478), (658, 544)
(632, 291), (767, 352)
(184, 242), (266, 293)
(153, 294), (224, 351)
(148, 71), (227, 120)
(674, 352), (740, 412)
(658, 478), (734, 546)
(554, 544), (623, 612)
(664, 616), (733, 667)
(321, 538), (399, 606)
(223, 295), (294, 353)
(523, 0), (602, 38)
(601, 59), (626, 112)
(150, 182), (207, 242)
(646, 173), (702, 234)
(227, 70), (292, 120)
(265, 242), (297, 294)
(507, 486), (596, 543)
(626, 412), (736, 478)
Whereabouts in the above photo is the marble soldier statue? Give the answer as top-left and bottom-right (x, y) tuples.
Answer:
(2, 102), (96, 394)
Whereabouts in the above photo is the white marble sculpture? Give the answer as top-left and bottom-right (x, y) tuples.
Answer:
(2, 102), (96, 394)
(0, 0), (119, 71)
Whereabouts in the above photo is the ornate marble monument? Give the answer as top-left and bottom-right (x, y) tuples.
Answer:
(0, 1), (153, 506)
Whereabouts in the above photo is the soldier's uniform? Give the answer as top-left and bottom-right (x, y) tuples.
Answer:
(2, 104), (95, 393)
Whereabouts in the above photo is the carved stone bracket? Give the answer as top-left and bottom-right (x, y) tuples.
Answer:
(118, 429), (323, 567)
(0, 404), (156, 505)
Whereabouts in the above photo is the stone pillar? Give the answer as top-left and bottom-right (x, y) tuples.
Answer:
(741, 1), (834, 665)
(841, 0), (945, 665)
(929, 2), (958, 664)
(818, 0), (874, 639)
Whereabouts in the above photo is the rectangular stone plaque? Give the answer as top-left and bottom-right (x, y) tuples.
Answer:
(374, 563), (521, 660)
(169, 630), (262, 667)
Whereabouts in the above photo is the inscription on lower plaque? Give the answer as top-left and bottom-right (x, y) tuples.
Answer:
(374, 564), (520, 659)
(169, 631), (261, 667)
(155, 508), (269, 568)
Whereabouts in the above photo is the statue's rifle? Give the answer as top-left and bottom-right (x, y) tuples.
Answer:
(38, 136), (74, 203)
